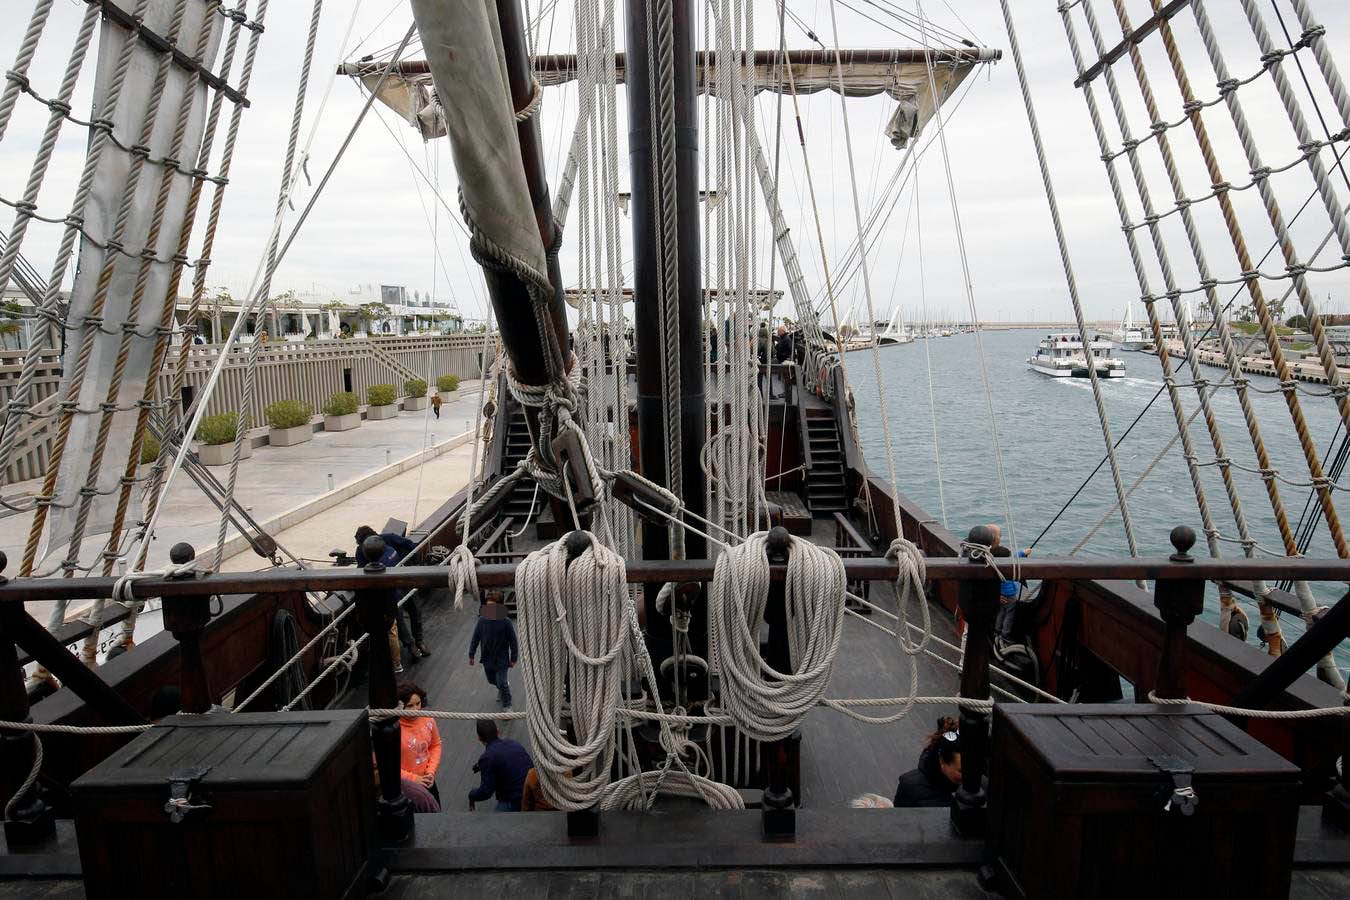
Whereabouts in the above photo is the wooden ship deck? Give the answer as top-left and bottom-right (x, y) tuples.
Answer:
(3, 0), (1350, 897)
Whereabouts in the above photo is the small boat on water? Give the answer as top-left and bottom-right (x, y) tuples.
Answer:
(877, 308), (913, 347)
(1107, 303), (1150, 352)
(1028, 332), (1126, 378)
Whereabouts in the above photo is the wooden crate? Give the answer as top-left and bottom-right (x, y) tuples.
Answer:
(986, 704), (1300, 900)
(72, 710), (374, 900)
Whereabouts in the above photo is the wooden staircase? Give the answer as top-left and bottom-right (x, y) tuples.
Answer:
(801, 406), (847, 515)
(501, 408), (538, 521)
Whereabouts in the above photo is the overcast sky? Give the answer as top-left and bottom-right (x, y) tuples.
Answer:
(3, 0), (1350, 325)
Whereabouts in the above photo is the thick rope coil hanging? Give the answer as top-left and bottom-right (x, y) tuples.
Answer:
(516, 535), (626, 811)
(445, 543), (478, 609)
(888, 537), (930, 656)
(710, 532), (846, 742)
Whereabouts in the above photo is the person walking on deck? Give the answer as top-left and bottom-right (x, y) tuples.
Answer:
(468, 719), (533, 812)
(431, 392), (442, 419)
(469, 591), (518, 708)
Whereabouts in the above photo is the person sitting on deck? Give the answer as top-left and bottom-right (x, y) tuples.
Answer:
(468, 719), (533, 812)
(893, 717), (962, 808)
(372, 751), (441, 813)
(849, 793), (894, 809)
(468, 591), (518, 709)
(397, 681), (442, 803)
(355, 524), (430, 672)
(520, 767), (557, 812)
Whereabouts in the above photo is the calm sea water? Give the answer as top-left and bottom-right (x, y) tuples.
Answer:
(845, 328), (1349, 668)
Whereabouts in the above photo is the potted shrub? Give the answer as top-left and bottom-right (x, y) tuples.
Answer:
(404, 378), (429, 411)
(436, 374), (460, 401)
(139, 433), (161, 467)
(265, 399), (315, 447)
(322, 391), (360, 432)
(367, 383), (398, 420)
(196, 413), (249, 466)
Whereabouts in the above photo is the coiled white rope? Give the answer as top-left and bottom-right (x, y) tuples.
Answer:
(515, 536), (626, 811)
(446, 543), (478, 609)
(710, 532), (847, 742)
(601, 768), (742, 811)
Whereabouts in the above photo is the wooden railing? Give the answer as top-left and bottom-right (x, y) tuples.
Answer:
(4, 539), (1349, 844)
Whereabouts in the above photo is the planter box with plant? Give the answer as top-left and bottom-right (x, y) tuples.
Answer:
(367, 383), (398, 420)
(196, 413), (249, 466)
(266, 399), (315, 447)
(404, 378), (429, 411)
(322, 391), (360, 432)
(436, 374), (460, 401)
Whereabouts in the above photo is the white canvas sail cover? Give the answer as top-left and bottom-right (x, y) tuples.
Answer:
(344, 48), (998, 149)
(408, 0), (550, 285)
(43, 2), (223, 566)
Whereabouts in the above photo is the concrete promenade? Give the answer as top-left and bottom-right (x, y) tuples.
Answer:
(1, 381), (488, 580)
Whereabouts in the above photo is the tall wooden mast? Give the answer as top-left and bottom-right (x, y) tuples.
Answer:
(626, 0), (708, 667)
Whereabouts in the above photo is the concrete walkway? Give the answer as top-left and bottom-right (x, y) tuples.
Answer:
(1, 381), (489, 577)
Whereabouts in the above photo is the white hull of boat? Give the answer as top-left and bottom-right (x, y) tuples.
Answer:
(1028, 359), (1126, 378)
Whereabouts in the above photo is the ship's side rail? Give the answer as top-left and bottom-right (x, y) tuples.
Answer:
(1, 540), (1349, 843)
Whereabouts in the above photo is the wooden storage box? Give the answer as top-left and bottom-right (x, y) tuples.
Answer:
(72, 709), (374, 900)
(986, 704), (1300, 900)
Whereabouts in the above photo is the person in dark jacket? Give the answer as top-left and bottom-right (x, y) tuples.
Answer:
(468, 719), (533, 811)
(355, 525), (430, 671)
(774, 324), (794, 364)
(468, 591), (518, 708)
(894, 716), (963, 807)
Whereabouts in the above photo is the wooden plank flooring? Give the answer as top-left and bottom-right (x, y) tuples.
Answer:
(337, 519), (966, 812)
(12, 867), (1350, 899)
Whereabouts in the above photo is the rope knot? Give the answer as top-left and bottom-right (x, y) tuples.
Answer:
(1249, 166), (1272, 182)
(4, 70), (30, 90)
(46, 98), (71, 116)
(1299, 25), (1327, 45)
(1180, 100), (1203, 115)
(1284, 262), (1308, 277)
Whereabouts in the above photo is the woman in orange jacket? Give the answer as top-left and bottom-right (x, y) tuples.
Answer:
(397, 681), (442, 802)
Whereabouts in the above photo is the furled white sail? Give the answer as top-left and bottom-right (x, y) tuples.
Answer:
(408, 0), (549, 288)
(344, 47), (998, 150)
(43, 2), (223, 567)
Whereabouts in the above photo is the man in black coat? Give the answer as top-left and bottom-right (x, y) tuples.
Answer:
(468, 591), (519, 708)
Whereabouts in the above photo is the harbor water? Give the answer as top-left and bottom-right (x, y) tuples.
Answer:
(845, 327), (1350, 671)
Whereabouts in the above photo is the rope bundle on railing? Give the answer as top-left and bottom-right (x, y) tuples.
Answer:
(710, 531), (846, 742)
(516, 535), (625, 811)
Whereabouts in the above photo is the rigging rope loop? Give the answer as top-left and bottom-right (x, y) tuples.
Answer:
(516, 535), (626, 810)
(710, 532), (846, 742)
(445, 544), (478, 610)
(513, 77), (543, 122)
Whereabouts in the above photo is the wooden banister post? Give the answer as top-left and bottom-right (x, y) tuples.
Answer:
(159, 543), (212, 714)
(0, 551), (54, 845)
(356, 534), (413, 843)
(1152, 527), (1205, 701)
(952, 526), (1000, 837)
(761, 526), (796, 841)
